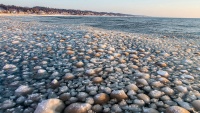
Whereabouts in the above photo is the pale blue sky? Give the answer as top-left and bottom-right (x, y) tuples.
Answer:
(0, 0), (200, 18)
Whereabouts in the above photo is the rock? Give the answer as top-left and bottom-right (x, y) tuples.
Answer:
(191, 100), (200, 111)
(0, 100), (16, 109)
(149, 90), (162, 99)
(182, 59), (193, 64)
(92, 104), (103, 113)
(160, 95), (171, 101)
(136, 79), (149, 86)
(111, 90), (128, 101)
(38, 69), (47, 75)
(181, 74), (194, 80)
(160, 52), (170, 57)
(64, 103), (91, 113)
(177, 101), (193, 111)
(143, 108), (159, 113)
(134, 99), (145, 106)
(151, 81), (164, 88)
(34, 99), (64, 113)
(158, 77), (170, 83)
(28, 93), (41, 102)
(165, 106), (190, 113)
(94, 93), (110, 104)
(134, 72), (150, 79)
(137, 94), (150, 103)
(59, 93), (71, 101)
(3, 64), (18, 72)
(126, 84), (138, 92)
(50, 79), (60, 88)
(84, 34), (90, 38)
(16, 96), (26, 104)
(77, 92), (89, 101)
(176, 86), (188, 93)
(76, 61), (84, 68)
(85, 69), (95, 76)
(63, 73), (75, 80)
(127, 90), (136, 96)
(174, 79), (182, 85)
(111, 104), (122, 113)
(15, 85), (33, 96)
(59, 86), (69, 93)
(103, 87), (112, 94)
(86, 97), (94, 105)
(92, 77), (103, 84)
(35, 69), (47, 79)
(156, 62), (167, 67)
(157, 70), (169, 77)
(12, 40), (20, 44)
(161, 87), (174, 95)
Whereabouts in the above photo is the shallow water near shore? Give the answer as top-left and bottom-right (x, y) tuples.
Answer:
(0, 16), (200, 113)
(13, 16), (200, 39)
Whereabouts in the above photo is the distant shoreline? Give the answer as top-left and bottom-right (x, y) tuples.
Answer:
(0, 13), (76, 16)
(0, 13), (136, 17)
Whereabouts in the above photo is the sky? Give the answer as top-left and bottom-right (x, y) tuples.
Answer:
(0, 0), (200, 18)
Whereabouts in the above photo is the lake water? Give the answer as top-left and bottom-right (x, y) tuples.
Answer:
(13, 16), (200, 38)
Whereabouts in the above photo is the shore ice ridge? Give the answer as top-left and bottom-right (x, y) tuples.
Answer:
(0, 16), (200, 113)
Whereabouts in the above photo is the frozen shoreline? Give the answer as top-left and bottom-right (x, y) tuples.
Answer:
(0, 16), (200, 113)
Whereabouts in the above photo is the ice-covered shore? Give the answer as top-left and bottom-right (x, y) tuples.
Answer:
(0, 16), (200, 113)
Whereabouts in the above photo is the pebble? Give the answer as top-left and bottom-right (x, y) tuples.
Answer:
(157, 70), (169, 77)
(134, 99), (145, 106)
(15, 85), (33, 96)
(76, 61), (84, 68)
(63, 73), (75, 80)
(0, 100), (16, 109)
(77, 92), (89, 101)
(92, 77), (103, 84)
(50, 79), (60, 88)
(143, 108), (159, 113)
(165, 106), (190, 113)
(85, 69), (96, 76)
(111, 104), (122, 113)
(191, 100), (200, 111)
(177, 101), (193, 111)
(16, 96), (26, 104)
(136, 78), (149, 86)
(151, 81), (164, 88)
(111, 90), (128, 101)
(181, 74), (194, 80)
(149, 90), (162, 99)
(161, 87), (174, 95)
(176, 86), (188, 93)
(137, 94), (150, 103)
(92, 104), (103, 113)
(94, 93), (110, 104)
(64, 103), (91, 113)
(3, 64), (18, 72)
(34, 99), (65, 113)
(125, 84), (139, 92)
(59, 93), (71, 101)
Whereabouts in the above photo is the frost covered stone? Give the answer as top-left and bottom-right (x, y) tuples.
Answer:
(15, 85), (33, 96)
(111, 90), (128, 101)
(3, 64), (18, 72)
(64, 103), (91, 113)
(157, 70), (169, 77)
(34, 99), (65, 113)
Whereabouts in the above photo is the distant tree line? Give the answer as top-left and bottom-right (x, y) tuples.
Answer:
(0, 4), (131, 16)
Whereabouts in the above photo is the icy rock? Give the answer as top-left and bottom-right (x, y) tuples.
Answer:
(15, 85), (33, 96)
(34, 99), (64, 113)
(64, 103), (91, 113)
